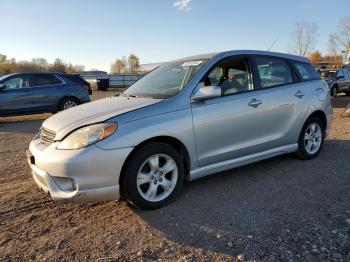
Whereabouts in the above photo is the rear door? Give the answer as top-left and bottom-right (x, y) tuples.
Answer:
(248, 56), (308, 150)
(28, 74), (64, 112)
(0, 74), (32, 115)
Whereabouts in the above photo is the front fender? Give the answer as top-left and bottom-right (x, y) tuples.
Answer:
(95, 109), (198, 169)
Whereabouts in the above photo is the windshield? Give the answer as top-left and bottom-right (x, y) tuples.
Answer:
(124, 60), (208, 98)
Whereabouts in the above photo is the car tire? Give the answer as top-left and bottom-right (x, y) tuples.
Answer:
(58, 97), (79, 111)
(331, 86), (338, 97)
(123, 142), (184, 210)
(295, 117), (325, 160)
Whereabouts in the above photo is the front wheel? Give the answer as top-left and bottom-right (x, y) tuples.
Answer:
(123, 143), (184, 210)
(295, 118), (325, 160)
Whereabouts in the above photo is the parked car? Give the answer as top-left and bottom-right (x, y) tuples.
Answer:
(0, 72), (91, 116)
(320, 69), (336, 81)
(28, 50), (332, 209)
(325, 68), (350, 97)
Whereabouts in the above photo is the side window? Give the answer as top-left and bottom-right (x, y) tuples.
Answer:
(2, 76), (29, 89)
(255, 57), (293, 88)
(204, 58), (253, 96)
(30, 74), (62, 87)
(336, 69), (344, 78)
(293, 62), (321, 81)
(344, 69), (350, 79)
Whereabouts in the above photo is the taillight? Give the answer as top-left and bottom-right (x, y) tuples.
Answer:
(83, 84), (92, 95)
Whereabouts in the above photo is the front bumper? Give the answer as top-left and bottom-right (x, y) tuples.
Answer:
(28, 138), (133, 203)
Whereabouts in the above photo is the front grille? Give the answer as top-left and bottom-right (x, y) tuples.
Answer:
(40, 127), (56, 144)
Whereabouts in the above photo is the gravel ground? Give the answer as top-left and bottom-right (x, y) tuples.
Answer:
(0, 92), (349, 261)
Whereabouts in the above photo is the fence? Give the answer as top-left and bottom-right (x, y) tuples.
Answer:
(109, 74), (144, 87)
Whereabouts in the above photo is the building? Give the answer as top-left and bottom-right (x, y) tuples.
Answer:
(78, 62), (164, 89)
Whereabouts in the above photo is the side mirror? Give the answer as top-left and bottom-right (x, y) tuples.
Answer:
(0, 84), (5, 90)
(192, 84), (221, 102)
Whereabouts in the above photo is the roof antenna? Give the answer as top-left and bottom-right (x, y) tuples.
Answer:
(267, 38), (278, 52)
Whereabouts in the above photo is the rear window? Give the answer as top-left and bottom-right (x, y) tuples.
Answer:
(255, 57), (293, 88)
(293, 62), (320, 81)
(30, 74), (62, 87)
(63, 74), (89, 85)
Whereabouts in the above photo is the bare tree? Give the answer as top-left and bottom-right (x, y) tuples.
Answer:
(49, 58), (66, 72)
(328, 34), (340, 55)
(288, 21), (318, 56)
(111, 58), (127, 74)
(128, 54), (140, 74)
(329, 17), (350, 54)
(31, 58), (49, 71)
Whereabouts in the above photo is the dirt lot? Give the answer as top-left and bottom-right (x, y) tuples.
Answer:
(0, 92), (349, 261)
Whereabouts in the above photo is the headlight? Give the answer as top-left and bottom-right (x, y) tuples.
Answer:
(57, 123), (117, 150)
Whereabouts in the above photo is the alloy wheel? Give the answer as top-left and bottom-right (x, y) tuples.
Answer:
(304, 122), (323, 155)
(136, 154), (178, 202)
(63, 100), (77, 110)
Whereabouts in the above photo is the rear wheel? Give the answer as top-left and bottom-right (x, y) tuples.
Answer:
(58, 97), (79, 111)
(123, 143), (184, 210)
(295, 117), (325, 160)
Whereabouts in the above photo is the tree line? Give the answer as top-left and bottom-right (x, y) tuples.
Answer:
(110, 53), (141, 74)
(288, 16), (350, 68)
(0, 55), (85, 75)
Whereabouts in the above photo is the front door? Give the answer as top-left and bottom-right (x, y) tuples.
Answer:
(0, 74), (32, 116)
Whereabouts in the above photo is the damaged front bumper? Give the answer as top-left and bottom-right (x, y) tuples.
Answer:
(27, 137), (133, 203)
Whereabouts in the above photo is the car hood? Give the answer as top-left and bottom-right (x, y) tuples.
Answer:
(42, 96), (162, 140)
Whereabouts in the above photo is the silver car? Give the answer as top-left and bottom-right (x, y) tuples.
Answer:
(28, 50), (332, 209)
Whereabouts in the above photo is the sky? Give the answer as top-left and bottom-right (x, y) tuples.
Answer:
(1, 0), (349, 72)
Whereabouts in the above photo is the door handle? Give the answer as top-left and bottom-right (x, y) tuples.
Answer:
(295, 90), (305, 98)
(248, 99), (262, 108)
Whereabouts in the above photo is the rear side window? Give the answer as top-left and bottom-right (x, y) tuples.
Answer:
(255, 57), (293, 88)
(293, 62), (320, 81)
(30, 74), (62, 87)
(63, 74), (89, 85)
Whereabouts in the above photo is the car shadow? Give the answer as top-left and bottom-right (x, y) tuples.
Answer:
(332, 95), (350, 108)
(0, 120), (42, 134)
(134, 139), (350, 257)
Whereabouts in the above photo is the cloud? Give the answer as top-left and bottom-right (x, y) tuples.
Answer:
(173, 0), (192, 11)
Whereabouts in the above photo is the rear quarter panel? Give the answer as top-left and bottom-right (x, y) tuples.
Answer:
(61, 83), (91, 104)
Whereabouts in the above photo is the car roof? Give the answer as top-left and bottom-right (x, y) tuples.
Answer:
(173, 50), (310, 63)
(3, 72), (61, 76)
